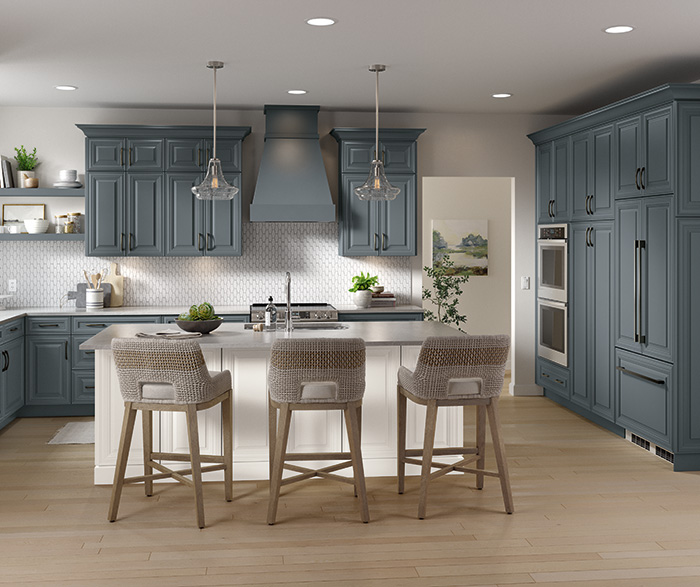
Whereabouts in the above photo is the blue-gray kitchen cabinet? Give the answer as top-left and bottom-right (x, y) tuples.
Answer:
(330, 128), (424, 257)
(677, 104), (700, 215)
(614, 106), (673, 199)
(165, 173), (242, 256)
(571, 125), (614, 220)
(615, 196), (673, 364)
(25, 334), (71, 406)
(0, 320), (25, 431)
(166, 138), (242, 174)
(86, 138), (163, 172)
(537, 137), (570, 223)
(569, 221), (614, 420)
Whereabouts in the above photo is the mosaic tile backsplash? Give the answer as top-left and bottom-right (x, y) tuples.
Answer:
(0, 224), (412, 308)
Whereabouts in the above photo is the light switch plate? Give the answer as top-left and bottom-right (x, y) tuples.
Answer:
(520, 276), (530, 290)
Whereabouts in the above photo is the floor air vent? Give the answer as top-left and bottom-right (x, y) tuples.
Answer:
(625, 431), (674, 465)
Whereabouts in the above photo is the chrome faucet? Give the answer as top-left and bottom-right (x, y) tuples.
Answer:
(285, 271), (293, 332)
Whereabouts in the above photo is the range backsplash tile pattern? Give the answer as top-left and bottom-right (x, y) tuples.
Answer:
(0, 224), (411, 309)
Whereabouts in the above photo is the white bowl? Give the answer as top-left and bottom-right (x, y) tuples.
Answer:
(24, 219), (50, 234)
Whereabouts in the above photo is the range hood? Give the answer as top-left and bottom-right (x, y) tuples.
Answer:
(250, 105), (335, 222)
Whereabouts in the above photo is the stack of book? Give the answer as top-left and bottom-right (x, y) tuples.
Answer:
(370, 292), (396, 307)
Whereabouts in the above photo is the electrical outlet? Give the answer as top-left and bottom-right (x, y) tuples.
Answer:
(520, 276), (530, 290)
(8, 279), (17, 292)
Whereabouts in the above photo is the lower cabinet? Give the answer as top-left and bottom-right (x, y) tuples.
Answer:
(0, 335), (25, 430)
(26, 335), (72, 405)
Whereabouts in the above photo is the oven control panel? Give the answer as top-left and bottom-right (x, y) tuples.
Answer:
(539, 224), (567, 240)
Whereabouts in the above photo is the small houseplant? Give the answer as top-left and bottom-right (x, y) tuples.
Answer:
(422, 254), (469, 332)
(349, 271), (379, 308)
(14, 145), (39, 188)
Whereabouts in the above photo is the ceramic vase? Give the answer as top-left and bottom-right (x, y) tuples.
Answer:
(17, 170), (36, 188)
(352, 289), (373, 308)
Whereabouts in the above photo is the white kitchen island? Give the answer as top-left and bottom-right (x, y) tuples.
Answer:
(81, 321), (464, 484)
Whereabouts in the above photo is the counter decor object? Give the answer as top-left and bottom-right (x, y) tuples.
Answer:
(53, 169), (82, 189)
(175, 302), (223, 334)
(13, 145), (38, 188)
(349, 271), (379, 308)
(0, 294), (12, 310)
(23, 218), (49, 233)
(85, 288), (104, 310)
(101, 262), (123, 307)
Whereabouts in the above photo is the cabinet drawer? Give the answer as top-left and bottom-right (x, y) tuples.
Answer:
(72, 335), (96, 369)
(26, 317), (71, 334)
(0, 318), (24, 343)
(72, 371), (95, 404)
(616, 349), (673, 448)
(72, 315), (161, 334)
(536, 359), (570, 399)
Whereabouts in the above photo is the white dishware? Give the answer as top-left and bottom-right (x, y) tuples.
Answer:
(53, 180), (83, 188)
(59, 169), (78, 181)
(24, 218), (50, 234)
(8, 225), (22, 234)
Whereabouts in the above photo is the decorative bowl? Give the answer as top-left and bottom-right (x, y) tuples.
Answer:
(24, 218), (50, 234)
(175, 318), (223, 334)
(371, 285), (385, 294)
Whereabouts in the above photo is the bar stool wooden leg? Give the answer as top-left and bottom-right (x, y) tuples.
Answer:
(475, 403), (487, 490)
(418, 400), (438, 519)
(344, 401), (369, 523)
(222, 393), (233, 502)
(267, 403), (292, 525)
(397, 387), (407, 494)
(486, 398), (514, 514)
(185, 405), (205, 528)
(108, 402), (137, 522)
(142, 409), (153, 497)
(353, 403), (362, 498)
(268, 398), (277, 482)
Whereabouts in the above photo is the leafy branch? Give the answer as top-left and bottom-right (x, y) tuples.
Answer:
(422, 254), (469, 332)
(14, 145), (39, 171)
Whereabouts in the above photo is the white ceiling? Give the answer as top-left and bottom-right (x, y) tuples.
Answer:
(2, 0), (700, 116)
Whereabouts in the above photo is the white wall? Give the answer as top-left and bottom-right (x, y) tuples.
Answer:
(0, 105), (571, 392)
(422, 177), (511, 342)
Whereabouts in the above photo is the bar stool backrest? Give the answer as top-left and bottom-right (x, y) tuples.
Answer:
(411, 335), (510, 399)
(268, 338), (366, 403)
(111, 338), (222, 404)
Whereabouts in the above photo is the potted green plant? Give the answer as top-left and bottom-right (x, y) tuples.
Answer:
(422, 254), (469, 332)
(348, 271), (379, 308)
(14, 145), (39, 188)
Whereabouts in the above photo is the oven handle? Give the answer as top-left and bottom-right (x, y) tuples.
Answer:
(538, 238), (567, 245)
(539, 298), (567, 309)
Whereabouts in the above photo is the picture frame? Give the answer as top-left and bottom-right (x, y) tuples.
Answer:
(2, 203), (46, 227)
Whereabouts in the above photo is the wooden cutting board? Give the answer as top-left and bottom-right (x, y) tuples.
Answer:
(102, 262), (123, 307)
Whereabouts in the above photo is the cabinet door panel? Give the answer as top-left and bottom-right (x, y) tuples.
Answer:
(206, 139), (242, 173)
(642, 107), (672, 196)
(536, 143), (553, 223)
(205, 175), (241, 256)
(380, 175), (415, 256)
(615, 200), (641, 352)
(127, 173), (163, 256)
(2, 337), (25, 414)
(166, 139), (202, 171)
(382, 140), (416, 173)
(127, 139), (163, 171)
(615, 117), (641, 198)
(26, 337), (71, 405)
(642, 198), (673, 362)
(341, 141), (374, 173)
(340, 175), (378, 256)
(569, 224), (589, 408)
(678, 104), (700, 215)
(72, 371), (95, 404)
(591, 223), (614, 419)
(88, 138), (124, 171)
(592, 125), (613, 218)
(552, 138), (569, 220)
(87, 173), (124, 256)
(571, 133), (590, 220)
(165, 174), (204, 256)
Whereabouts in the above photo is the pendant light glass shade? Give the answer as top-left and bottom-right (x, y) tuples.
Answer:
(354, 64), (400, 202)
(192, 61), (239, 201)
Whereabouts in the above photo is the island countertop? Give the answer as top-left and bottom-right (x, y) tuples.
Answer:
(80, 320), (459, 351)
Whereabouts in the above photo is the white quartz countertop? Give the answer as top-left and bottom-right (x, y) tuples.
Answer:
(80, 320), (457, 351)
(0, 304), (423, 325)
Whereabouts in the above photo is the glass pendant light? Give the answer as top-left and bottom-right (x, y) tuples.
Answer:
(192, 61), (239, 200)
(354, 64), (400, 201)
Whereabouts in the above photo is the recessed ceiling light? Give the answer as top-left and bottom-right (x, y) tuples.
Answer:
(287, 90), (307, 95)
(604, 25), (634, 34)
(492, 93), (512, 99)
(54, 85), (78, 91)
(306, 17), (336, 27)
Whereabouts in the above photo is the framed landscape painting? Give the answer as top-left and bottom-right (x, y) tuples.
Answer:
(432, 219), (488, 276)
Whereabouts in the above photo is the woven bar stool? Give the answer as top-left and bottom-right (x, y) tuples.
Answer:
(267, 337), (369, 524)
(109, 338), (233, 529)
(397, 335), (513, 519)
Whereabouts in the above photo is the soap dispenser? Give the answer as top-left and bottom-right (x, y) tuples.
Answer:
(264, 296), (278, 331)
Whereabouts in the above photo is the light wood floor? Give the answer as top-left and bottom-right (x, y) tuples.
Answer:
(2, 386), (700, 586)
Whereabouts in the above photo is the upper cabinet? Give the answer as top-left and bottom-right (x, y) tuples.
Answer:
(614, 106), (673, 199)
(330, 128), (425, 257)
(78, 125), (250, 257)
(537, 138), (570, 223)
(571, 125), (614, 220)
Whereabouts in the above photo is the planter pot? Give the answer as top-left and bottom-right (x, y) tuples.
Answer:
(16, 170), (36, 188)
(352, 290), (373, 308)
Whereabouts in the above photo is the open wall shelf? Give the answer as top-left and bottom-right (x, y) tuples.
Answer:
(0, 188), (84, 197)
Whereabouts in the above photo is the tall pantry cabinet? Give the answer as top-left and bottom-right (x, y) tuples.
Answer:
(529, 84), (700, 471)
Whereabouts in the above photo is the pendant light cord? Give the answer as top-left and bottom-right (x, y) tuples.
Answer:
(212, 66), (217, 160)
(375, 68), (379, 162)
